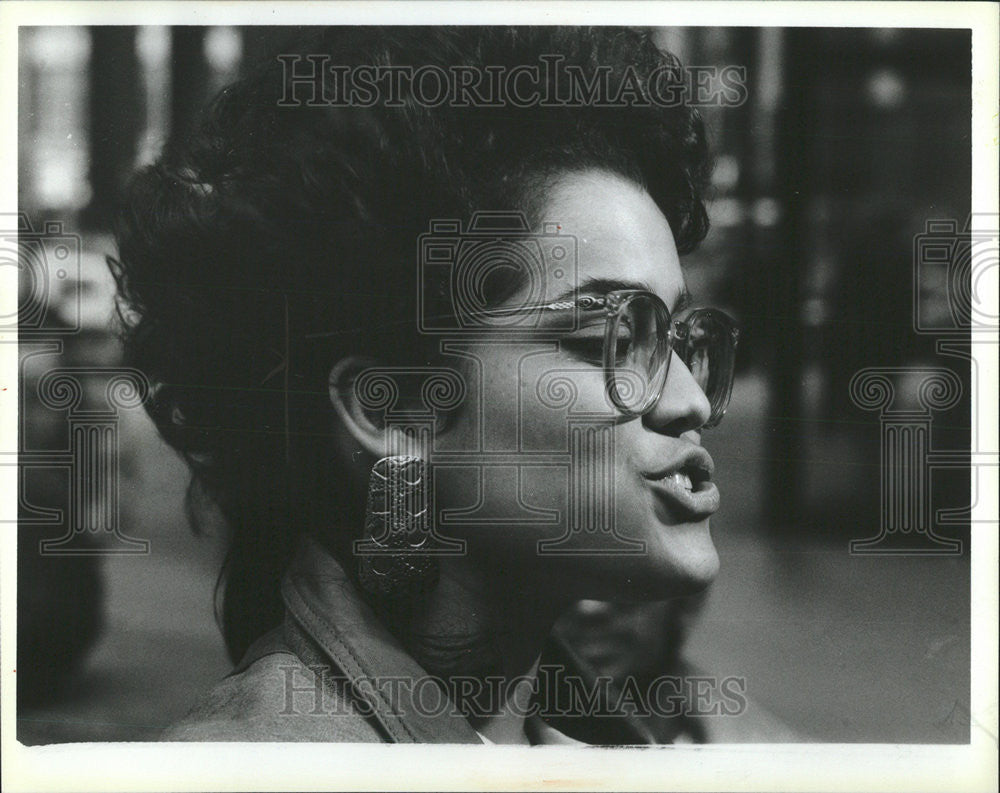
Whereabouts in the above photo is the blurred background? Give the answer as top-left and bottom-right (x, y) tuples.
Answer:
(15, 26), (972, 743)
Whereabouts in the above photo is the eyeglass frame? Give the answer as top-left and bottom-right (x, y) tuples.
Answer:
(480, 288), (740, 427)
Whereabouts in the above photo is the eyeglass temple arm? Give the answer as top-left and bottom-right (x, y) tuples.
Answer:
(464, 296), (606, 318)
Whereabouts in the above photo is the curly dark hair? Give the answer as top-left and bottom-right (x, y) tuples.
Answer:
(111, 26), (712, 662)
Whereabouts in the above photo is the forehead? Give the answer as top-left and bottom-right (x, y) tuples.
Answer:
(540, 170), (685, 304)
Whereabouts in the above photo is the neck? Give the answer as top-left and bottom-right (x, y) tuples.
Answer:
(473, 657), (542, 744)
(388, 553), (569, 742)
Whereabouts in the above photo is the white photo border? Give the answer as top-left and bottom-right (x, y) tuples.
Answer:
(1, 2), (996, 792)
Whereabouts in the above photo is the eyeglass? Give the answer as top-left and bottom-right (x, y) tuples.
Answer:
(486, 289), (740, 427)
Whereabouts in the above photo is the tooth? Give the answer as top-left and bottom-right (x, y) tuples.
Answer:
(669, 472), (694, 491)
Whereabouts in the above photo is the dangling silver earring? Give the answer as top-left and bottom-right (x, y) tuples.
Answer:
(357, 455), (439, 601)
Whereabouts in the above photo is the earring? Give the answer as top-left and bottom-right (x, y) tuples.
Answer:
(357, 455), (439, 601)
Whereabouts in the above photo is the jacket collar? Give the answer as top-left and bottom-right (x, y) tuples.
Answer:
(281, 534), (482, 744)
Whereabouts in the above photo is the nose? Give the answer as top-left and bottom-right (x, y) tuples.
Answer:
(641, 351), (711, 436)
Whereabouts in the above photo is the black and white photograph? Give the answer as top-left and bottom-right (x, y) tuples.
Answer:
(2, 2), (997, 791)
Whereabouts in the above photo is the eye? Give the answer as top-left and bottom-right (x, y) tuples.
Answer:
(558, 324), (634, 366)
(612, 324), (633, 365)
(559, 335), (605, 365)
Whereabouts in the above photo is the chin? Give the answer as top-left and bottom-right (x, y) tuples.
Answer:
(672, 533), (720, 591)
(624, 519), (720, 600)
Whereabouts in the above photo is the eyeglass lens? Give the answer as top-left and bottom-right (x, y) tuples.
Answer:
(673, 309), (737, 427)
(608, 294), (671, 414)
(610, 297), (735, 425)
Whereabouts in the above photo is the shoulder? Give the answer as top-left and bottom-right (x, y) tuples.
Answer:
(161, 650), (384, 743)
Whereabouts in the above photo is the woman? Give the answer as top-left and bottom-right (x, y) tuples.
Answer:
(111, 26), (738, 743)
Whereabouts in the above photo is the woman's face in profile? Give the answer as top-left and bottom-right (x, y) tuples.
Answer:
(432, 169), (720, 602)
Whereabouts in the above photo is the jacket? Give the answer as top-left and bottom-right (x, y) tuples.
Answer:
(162, 534), (483, 743)
(162, 535), (800, 744)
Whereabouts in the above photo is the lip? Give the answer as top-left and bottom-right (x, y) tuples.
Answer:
(645, 445), (716, 483)
(644, 445), (719, 521)
(649, 478), (719, 521)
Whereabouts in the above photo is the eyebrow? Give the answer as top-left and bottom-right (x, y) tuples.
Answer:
(554, 277), (693, 314)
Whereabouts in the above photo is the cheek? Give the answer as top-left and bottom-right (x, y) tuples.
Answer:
(517, 350), (616, 437)
(442, 346), (617, 451)
(429, 350), (618, 530)
(426, 351), (671, 560)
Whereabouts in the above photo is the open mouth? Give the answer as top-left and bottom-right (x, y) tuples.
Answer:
(660, 466), (710, 493)
(645, 447), (720, 521)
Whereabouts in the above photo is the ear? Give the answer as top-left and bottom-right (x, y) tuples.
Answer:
(328, 356), (387, 458)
